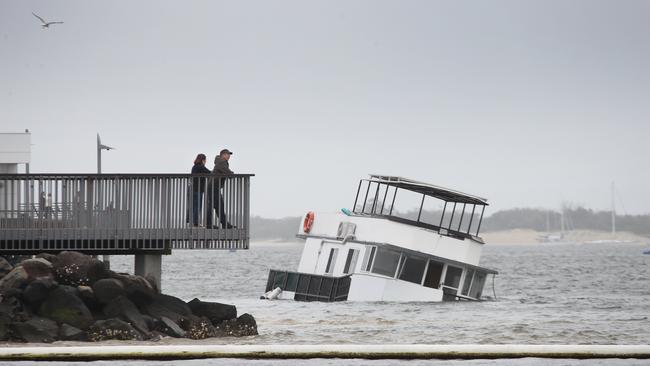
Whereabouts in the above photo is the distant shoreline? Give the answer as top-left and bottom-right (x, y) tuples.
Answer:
(482, 229), (648, 245)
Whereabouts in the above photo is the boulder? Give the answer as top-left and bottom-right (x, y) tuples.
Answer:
(142, 302), (184, 324)
(35, 253), (59, 266)
(157, 316), (186, 338)
(59, 323), (87, 341)
(76, 285), (100, 311)
(53, 251), (108, 286)
(88, 318), (143, 341)
(179, 315), (216, 340)
(0, 257), (13, 278)
(11, 316), (59, 343)
(0, 309), (12, 341)
(23, 277), (57, 308)
(38, 287), (94, 330)
(20, 258), (53, 280)
(92, 278), (125, 304)
(103, 296), (149, 335)
(151, 293), (191, 316)
(213, 313), (258, 337)
(187, 298), (237, 325)
(4, 255), (30, 266)
(0, 266), (28, 292)
(111, 273), (155, 307)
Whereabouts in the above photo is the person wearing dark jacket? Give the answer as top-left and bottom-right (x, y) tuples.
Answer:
(207, 149), (235, 228)
(190, 153), (211, 226)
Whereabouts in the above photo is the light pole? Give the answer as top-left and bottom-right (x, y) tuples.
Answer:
(97, 133), (115, 269)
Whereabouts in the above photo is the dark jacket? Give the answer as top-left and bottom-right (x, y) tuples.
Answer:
(211, 157), (234, 190)
(191, 163), (211, 192)
(213, 157), (234, 175)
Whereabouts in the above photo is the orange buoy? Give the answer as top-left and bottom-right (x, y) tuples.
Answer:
(303, 211), (315, 233)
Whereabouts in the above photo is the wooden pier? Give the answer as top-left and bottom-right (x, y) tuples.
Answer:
(0, 173), (253, 287)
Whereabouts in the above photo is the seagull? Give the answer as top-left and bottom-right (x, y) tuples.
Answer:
(32, 12), (64, 29)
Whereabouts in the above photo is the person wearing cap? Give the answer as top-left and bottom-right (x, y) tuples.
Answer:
(207, 149), (236, 229)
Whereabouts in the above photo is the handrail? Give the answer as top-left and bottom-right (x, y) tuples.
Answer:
(0, 173), (252, 253)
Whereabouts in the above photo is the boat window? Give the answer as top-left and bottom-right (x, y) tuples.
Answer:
(325, 248), (338, 274)
(469, 271), (487, 299)
(423, 260), (444, 289)
(443, 265), (463, 289)
(361, 246), (376, 272)
(343, 249), (359, 274)
(398, 255), (427, 284)
(370, 247), (401, 277)
(461, 269), (475, 296)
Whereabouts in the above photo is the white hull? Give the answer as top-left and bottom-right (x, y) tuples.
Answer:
(265, 175), (498, 303)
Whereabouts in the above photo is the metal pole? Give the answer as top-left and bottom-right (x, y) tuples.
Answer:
(97, 134), (114, 269)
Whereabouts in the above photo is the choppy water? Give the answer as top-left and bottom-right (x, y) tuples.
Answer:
(3, 241), (650, 365)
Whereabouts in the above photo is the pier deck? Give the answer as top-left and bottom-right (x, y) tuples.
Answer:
(0, 174), (253, 254)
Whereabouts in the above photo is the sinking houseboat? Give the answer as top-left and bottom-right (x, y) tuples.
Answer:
(265, 175), (498, 302)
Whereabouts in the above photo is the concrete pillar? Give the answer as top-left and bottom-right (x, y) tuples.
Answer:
(134, 254), (162, 291)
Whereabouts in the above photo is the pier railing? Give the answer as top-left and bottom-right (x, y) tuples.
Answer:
(0, 174), (252, 254)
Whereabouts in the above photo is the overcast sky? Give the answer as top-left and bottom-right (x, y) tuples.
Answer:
(1, 0), (649, 218)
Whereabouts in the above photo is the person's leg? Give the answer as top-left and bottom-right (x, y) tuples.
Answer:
(218, 193), (227, 227)
(206, 190), (214, 227)
(192, 191), (200, 225)
(198, 192), (204, 226)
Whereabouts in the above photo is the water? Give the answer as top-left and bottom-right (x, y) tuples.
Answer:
(3, 241), (650, 365)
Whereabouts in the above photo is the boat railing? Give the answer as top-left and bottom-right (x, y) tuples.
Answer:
(266, 269), (351, 302)
(352, 178), (487, 242)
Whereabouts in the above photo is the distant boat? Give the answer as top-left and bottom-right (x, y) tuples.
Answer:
(643, 250), (650, 255)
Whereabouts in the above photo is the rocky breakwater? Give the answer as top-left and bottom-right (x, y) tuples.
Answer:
(0, 251), (257, 343)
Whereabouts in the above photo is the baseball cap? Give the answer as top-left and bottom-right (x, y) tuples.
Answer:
(220, 149), (233, 155)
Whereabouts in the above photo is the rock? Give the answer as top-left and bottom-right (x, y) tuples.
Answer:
(187, 298), (237, 325)
(111, 273), (155, 307)
(23, 277), (57, 308)
(92, 278), (125, 304)
(0, 308), (12, 341)
(142, 314), (154, 330)
(4, 255), (30, 266)
(53, 251), (108, 287)
(88, 318), (142, 341)
(0, 257), (13, 278)
(0, 266), (28, 292)
(151, 293), (191, 316)
(59, 323), (87, 341)
(11, 316), (59, 343)
(213, 313), (258, 337)
(157, 316), (186, 338)
(38, 287), (94, 330)
(179, 315), (215, 340)
(2, 288), (23, 300)
(77, 285), (100, 311)
(20, 258), (53, 279)
(103, 296), (149, 335)
(142, 302), (184, 324)
(35, 253), (59, 266)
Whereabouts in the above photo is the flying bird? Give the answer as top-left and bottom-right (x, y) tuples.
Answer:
(32, 12), (64, 29)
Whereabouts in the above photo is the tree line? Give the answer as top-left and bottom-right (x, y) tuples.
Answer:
(250, 207), (650, 241)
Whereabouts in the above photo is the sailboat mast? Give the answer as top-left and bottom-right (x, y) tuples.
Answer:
(611, 181), (616, 237)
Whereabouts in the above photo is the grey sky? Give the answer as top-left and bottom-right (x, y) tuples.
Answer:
(1, 0), (649, 218)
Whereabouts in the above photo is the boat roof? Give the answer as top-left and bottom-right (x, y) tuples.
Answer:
(368, 174), (488, 206)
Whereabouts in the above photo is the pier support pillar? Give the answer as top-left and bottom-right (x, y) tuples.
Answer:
(134, 254), (162, 291)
